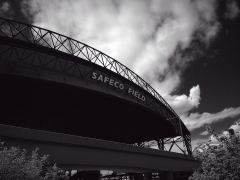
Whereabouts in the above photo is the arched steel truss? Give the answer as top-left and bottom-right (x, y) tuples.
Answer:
(0, 17), (192, 155)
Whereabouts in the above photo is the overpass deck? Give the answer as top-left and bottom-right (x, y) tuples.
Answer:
(0, 124), (198, 172)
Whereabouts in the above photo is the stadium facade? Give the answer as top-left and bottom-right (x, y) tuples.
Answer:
(0, 17), (198, 180)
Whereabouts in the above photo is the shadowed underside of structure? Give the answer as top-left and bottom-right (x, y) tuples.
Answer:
(0, 74), (175, 143)
(0, 17), (192, 155)
(0, 17), (199, 178)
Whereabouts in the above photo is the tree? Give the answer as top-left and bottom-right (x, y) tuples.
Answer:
(0, 141), (68, 180)
(189, 128), (240, 180)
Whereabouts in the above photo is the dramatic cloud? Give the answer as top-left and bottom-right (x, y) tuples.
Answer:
(225, 0), (240, 20)
(19, 0), (240, 132)
(167, 85), (200, 115)
(182, 107), (240, 131)
(22, 0), (219, 100)
(0, 1), (10, 16)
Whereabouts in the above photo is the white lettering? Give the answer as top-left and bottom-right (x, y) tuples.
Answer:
(92, 72), (97, 79)
(104, 76), (109, 83)
(97, 74), (103, 82)
(114, 81), (119, 88)
(128, 88), (133, 94)
(92, 72), (145, 102)
(119, 84), (124, 90)
(109, 79), (114, 86)
(134, 91), (139, 97)
(92, 72), (124, 90)
(127, 87), (145, 102)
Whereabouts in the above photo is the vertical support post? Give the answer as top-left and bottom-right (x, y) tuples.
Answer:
(156, 138), (164, 150)
(183, 134), (192, 155)
(177, 118), (186, 155)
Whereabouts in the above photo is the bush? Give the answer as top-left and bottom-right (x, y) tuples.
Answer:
(0, 141), (68, 180)
(189, 128), (240, 180)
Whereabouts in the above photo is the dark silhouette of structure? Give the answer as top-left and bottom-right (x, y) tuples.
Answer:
(0, 17), (198, 179)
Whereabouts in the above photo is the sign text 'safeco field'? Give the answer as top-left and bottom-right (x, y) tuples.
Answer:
(91, 72), (146, 102)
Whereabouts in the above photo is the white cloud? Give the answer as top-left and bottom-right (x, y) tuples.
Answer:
(225, 0), (240, 20)
(22, 0), (220, 102)
(21, 0), (240, 132)
(0, 1), (10, 15)
(200, 130), (209, 136)
(182, 107), (240, 131)
(191, 137), (209, 149)
(166, 85), (200, 115)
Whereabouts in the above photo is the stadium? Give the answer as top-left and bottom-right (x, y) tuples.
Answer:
(0, 17), (198, 180)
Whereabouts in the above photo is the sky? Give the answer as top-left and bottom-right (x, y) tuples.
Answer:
(1, 0), (240, 149)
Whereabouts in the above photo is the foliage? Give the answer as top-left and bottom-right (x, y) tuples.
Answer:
(0, 141), (68, 180)
(189, 128), (240, 180)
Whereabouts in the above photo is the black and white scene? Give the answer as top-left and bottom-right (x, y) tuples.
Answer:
(0, 0), (240, 179)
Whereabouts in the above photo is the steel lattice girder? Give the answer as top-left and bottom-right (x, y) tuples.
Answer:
(0, 17), (192, 155)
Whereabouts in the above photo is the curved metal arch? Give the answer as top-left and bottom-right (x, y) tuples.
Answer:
(0, 17), (177, 117)
(0, 17), (192, 154)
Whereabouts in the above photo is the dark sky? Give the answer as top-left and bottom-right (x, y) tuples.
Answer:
(1, 0), (240, 147)
(182, 17), (240, 113)
(182, 12), (240, 139)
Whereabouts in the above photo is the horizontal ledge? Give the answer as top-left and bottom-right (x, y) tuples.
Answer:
(0, 124), (198, 172)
